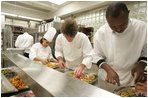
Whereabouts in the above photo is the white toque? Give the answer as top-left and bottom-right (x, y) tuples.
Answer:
(43, 27), (56, 42)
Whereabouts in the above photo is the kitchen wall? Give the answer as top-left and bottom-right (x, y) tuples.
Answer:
(48, 1), (111, 18)
(74, 1), (147, 33)
(49, 1), (146, 35)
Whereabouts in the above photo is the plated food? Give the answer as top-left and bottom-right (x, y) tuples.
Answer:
(113, 86), (146, 97)
(47, 62), (59, 69)
(67, 71), (97, 84)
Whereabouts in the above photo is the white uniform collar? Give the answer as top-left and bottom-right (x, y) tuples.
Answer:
(24, 32), (28, 35)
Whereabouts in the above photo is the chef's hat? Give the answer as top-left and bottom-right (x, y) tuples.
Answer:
(43, 27), (56, 42)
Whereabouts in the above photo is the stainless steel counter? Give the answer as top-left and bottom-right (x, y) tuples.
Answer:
(2, 52), (119, 97)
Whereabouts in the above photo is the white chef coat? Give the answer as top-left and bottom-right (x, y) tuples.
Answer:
(15, 32), (33, 53)
(29, 43), (52, 61)
(93, 18), (147, 86)
(55, 32), (93, 69)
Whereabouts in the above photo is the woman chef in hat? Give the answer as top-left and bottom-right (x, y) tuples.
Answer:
(29, 27), (57, 65)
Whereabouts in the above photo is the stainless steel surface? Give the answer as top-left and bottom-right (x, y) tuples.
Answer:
(3, 51), (119, 97)
(1, 74), (18, 94)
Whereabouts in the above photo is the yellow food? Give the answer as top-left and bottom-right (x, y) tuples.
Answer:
(117, 88), (136, 97)
(47, 63), (58, 68)
(9, 75), (27, 89)
(68, 72), (96, 84)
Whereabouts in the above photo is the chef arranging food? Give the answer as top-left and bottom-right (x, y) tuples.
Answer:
(55, 18), (93, 77)
(29, 27), (57, 65)
(93, 1), (147, 89)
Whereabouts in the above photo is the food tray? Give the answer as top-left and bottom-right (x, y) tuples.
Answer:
(46, 62), (59, 69)
(1, 69), (17, 79)
(67, 71), (97, 84)
(9, 75), (29, 90)
(10, 90), (36, 97)
(1, 74), (18, 94)
(113, 86), (146, 97)
(1, 67), (29, 91)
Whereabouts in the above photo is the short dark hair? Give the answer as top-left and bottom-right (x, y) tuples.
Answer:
(40, 38), (46, 44)
(106, 2), (129, 18)
(61, 19), (78, 37)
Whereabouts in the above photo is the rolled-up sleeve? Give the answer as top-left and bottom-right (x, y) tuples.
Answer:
(82, 36), (93, 69)
(55, 35), (63, 58)
(29, 44), (37, 60)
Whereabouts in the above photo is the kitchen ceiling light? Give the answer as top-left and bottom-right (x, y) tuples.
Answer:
(18, 15), (42, 21)
(48, 0), (66, 5)
(1, 12), (17, 17)
(1, 12), (42, 21)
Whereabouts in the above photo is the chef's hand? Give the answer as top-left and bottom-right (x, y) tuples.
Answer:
(58, 60), (65, 68)
(41, 59), (49, 65)
(74, 64), (85, 77)
(135, 82), (147, 95)
(57, 57), (65, 68)
(131, 62), (146, 83)
(101, 63), (120, 86)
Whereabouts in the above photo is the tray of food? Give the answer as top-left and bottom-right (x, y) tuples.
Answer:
(67, 71), (97, 84)
(113, 86), (146, 97)
(1, 69), (18, 79)
(9, 75), (28, 90)
(47, 62), (59, 69)
(1, 74), (18, 94)
(11, 90), (36, 97)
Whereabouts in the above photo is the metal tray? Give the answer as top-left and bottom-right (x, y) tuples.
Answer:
(1, 67), (29, 91)
(113, 86), (146, 97)
(10, 90), (36, 97)
(1, 74), (18, 94)
(66, 71), (98, 84)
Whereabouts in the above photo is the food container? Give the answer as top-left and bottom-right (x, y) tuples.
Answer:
(9, 75), (28, 90)
(113, 86), (146, 97)
(11, 90), (36, 97)
(67, 71), (97, 84)
(1, 74), (18, 94)
(1, 67), (29, 91)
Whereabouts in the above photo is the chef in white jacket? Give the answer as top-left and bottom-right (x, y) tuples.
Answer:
(29, 27), (57, 65)
(93, 2), (147, 88)
(15, 28), (33, 58)
(55, 19), (93, 77)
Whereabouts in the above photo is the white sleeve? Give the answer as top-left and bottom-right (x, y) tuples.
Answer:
(141, 42), (147, 58)
(15, 36), (20, 48)
(139, 24), (147, 64)
(48, 48), (53, 59)
(93, 31), (106, 68)
(82, 36), (93, 69)
(28, 37), (34, 48)
(29, 44), (38, 60)
(55, 35), (63, 58)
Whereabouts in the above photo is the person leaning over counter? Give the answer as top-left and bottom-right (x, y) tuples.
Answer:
(93, 2), (147, 87)
(55, 19), (93, 77)
(29, 27), (57, 65)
